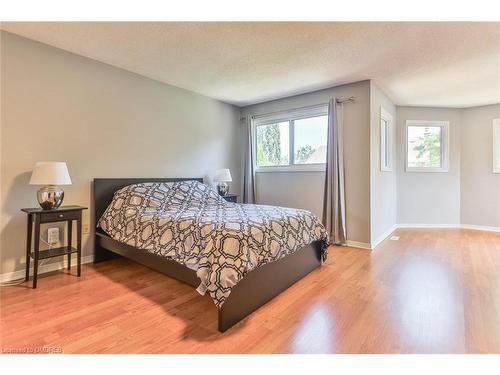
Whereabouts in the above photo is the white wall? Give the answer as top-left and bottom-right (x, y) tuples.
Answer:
(370, 82), (397, 246)
(396, 107), (462, 225)
(460, 104), (500, 228)
(241, 80), (371, 245)
(0, 31), (242, 275)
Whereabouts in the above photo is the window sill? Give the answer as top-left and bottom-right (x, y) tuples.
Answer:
(256, 165), (326, 173)
(405, 168), (449, 173)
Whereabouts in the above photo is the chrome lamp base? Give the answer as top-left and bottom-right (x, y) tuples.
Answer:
(217, 182), (229, 196)
(37, 186), (65, 210)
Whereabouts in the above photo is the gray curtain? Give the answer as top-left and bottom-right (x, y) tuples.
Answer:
(323, 98), (347, 245)
(243, 114), (256, 203)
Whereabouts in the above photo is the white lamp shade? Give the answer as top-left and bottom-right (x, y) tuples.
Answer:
(214, 168), (232, 182)
(29, 162), (72, 185)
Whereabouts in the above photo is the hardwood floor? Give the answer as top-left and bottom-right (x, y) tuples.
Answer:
(1, 228), (499, 354)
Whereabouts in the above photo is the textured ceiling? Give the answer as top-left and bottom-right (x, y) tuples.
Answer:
(2, 22), (499, 107)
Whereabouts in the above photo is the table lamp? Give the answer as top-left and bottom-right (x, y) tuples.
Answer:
(214, 168), (232, 196)
(29, 162), (72, 209)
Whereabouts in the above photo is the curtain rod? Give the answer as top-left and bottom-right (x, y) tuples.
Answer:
(336, 96), (356, 103)
(240, 96), (356, 121)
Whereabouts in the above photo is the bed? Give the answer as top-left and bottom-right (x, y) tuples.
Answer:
(93, 177), (328, 332)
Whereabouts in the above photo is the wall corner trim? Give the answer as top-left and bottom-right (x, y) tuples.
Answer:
(371, 224), (399, 249)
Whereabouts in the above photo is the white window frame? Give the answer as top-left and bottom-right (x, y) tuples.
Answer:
(493, 119), (500, 174)
(380, 107), (393, 172)
(252, 104), (328, 173)
(405, 120), (450, 173)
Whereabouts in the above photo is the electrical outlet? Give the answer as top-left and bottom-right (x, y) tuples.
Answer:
(83, 223), (90, 235)
(47, 227), (60, 245)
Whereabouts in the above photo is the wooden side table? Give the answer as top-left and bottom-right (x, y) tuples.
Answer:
(21, 205), (87, 288)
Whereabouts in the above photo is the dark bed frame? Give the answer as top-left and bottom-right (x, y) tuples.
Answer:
(93, 178), (323, 332)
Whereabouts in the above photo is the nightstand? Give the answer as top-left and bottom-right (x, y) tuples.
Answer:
(222, 194), (238, 203)
(21, 205), (87, 288)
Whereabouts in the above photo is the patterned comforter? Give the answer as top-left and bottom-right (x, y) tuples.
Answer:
(98, 180), (328, 307)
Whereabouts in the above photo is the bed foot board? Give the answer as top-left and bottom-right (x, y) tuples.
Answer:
(217, 241), (322, 332)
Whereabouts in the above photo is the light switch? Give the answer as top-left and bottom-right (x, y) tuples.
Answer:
(83, 223), (90, 234)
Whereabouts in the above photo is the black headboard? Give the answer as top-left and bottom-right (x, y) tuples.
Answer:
(93, 177), (203, 231)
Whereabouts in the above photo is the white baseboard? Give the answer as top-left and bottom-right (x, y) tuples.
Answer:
(396, 223), (500, 232)
(0, 254), (94, 283)
(371, 224), (398, 249)
(345, 240), (372, 250)
(458, 224), (500, 233)
(396, 223), (461, 229)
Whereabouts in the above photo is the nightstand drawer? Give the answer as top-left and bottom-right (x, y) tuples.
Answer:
(40, 210), (80, 223)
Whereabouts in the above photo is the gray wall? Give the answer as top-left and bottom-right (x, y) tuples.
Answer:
(0, 32), (3, 271)
(0, 32), (242, 275)
(396, 107), (462, 224)
(370, 82), (397, 246)
(2, 30), (497, 275)
(241, 80), (371, 245)
(460, 104), (500, 228)
(253, 172), (325, 217)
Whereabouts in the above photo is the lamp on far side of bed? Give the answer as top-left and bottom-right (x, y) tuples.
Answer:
(29, 161), (72, 210)
(214, 168), (232, 196)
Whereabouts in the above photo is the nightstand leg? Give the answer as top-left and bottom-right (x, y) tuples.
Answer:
(33, 214), (40, 289)
(77, 213), (82, 277)
(67, 220), (73, 270)
(25, 214), (32, 281)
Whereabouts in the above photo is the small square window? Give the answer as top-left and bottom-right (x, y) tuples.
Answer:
(406, 120), (449, 172)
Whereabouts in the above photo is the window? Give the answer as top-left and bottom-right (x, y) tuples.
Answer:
(256, 121), (289, 167)
(494, 119), (500, 173)
(406, 120), (449, 172)
(380, 107), (393, 172)
(293, 116), (328, 164)
(254, 105), (328, 171)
